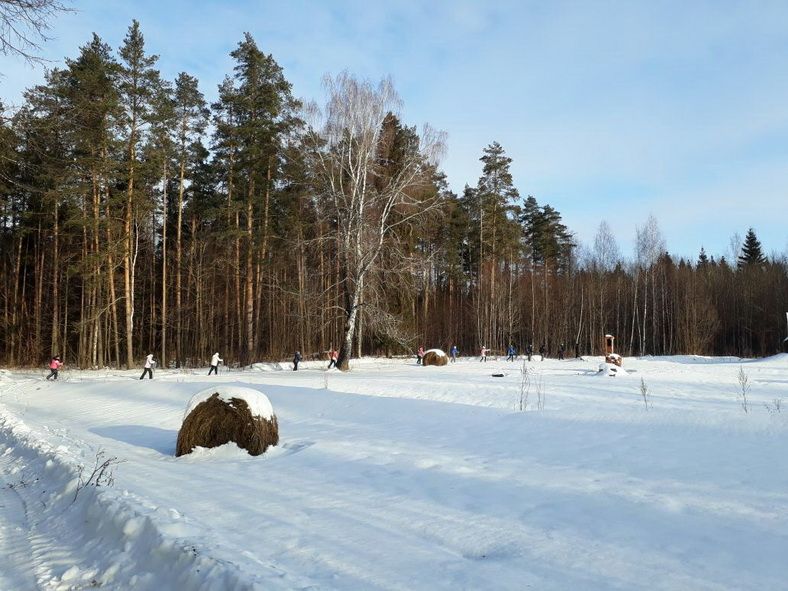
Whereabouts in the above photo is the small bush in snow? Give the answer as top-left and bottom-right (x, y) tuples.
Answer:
(737, 366), (751, 414)
(535, 371), (545, 411)
(73, 450), (124, 502)
(765, 398), (782, 414)
(518, 360), (529, 412)
(640, 377), (651, 411)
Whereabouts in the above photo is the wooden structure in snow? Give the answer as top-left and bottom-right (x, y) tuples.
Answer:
(604, 334), (623, 367)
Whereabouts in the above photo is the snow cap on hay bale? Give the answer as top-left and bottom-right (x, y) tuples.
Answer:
(597, 362), (629, 377)
(176, 386), (278, 457)
(422, 349), (448, 366)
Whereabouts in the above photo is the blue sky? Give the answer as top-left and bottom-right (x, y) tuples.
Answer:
(2, 0), (787, 259)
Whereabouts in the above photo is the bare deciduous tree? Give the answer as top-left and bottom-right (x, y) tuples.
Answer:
(0, 0), (70, 64)
(306, 72), (446, 370)
(632, 214), (666, 356)
(593, 220), (620, 272)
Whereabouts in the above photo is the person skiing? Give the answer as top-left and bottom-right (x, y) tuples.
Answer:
(140, 353), (155, 380)
(327, 349), (338, 369)
(480, 345), (488, 362)
(526, 343), (533, 362)
(539, 343), (546, 361)
(208, 352), (223, 375)
(558, 343), (565, 361)
(506, 344), (516, 362)
(416, 345), (425, 365)
(46, 355), (63, 380)
(293, 351), (302, 371)
(450, 344), (459, 363)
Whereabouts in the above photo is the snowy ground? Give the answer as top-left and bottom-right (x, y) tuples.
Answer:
(1, 354), (787, 590)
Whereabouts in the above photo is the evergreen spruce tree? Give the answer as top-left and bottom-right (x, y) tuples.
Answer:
(738, 228), (766, 266)
(697, 246), (709, 268)
(0, 101), (17, 205)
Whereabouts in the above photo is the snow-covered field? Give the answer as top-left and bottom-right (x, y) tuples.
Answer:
(1, 354), (787, 590)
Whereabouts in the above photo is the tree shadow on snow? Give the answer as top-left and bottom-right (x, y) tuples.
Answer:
(91, 425), (177, 455)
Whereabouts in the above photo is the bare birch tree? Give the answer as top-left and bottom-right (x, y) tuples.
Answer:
(634, 214), (665, 355)
(0, 0), (70, 64)
(306, 72), (446, 370)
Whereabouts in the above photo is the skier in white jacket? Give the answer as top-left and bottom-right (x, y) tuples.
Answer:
(139, 353), (155, 380)
(208, 352), (223, 375)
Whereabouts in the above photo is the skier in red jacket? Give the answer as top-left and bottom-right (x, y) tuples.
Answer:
(46, 356), (63, 380)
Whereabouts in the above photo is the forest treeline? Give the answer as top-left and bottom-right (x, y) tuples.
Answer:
(1, 22), (786, 369)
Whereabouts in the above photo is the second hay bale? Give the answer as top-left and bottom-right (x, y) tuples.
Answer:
(422, 349), (448, 366)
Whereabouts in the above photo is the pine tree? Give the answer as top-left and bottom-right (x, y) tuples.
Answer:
(476, 142), (521, 256)
(67, 36), (122, 367)
(117, 20), (162, 367)
(738, 228), (766, 266)
(465, 142), (521, 347)
(146, 79), (176, 366)
(697, 246), (709, 268)
(171, 72), (208, 367)
(219, 33), (301, 363)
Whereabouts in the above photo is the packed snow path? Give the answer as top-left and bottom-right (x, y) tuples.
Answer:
(0, 356), (787, 589)
(0, 449), (39, 590)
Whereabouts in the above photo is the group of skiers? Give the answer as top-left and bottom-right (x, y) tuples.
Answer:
(504, 342), (567, 362)
(45, 339), (578, 379)
(414, 345), (461, 364)
(410, 341), (573, 363)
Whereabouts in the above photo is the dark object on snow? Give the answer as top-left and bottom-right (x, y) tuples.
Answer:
(422, 350), (448, 366)
(176, 393), (279, 457)
(491, 373), (505, 377)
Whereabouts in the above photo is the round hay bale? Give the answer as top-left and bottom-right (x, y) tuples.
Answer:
(176, 386), (279, 457)
(422, 349), (448, 366)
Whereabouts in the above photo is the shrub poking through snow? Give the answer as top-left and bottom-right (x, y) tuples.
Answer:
(422, 349), (448, 366)
(176, 387), (279, 457)
(72, 450), (124, 502)
(737, 366), (751, 414)
(640, 377), (651, 411)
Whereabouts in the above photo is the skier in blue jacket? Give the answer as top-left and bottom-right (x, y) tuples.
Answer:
(506, 344), (516, 362)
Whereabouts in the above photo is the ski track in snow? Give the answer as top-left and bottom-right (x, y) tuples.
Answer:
(0, 442), (105, 591)
(0, 450), (39, 590)
(0, 355), (787, 589)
